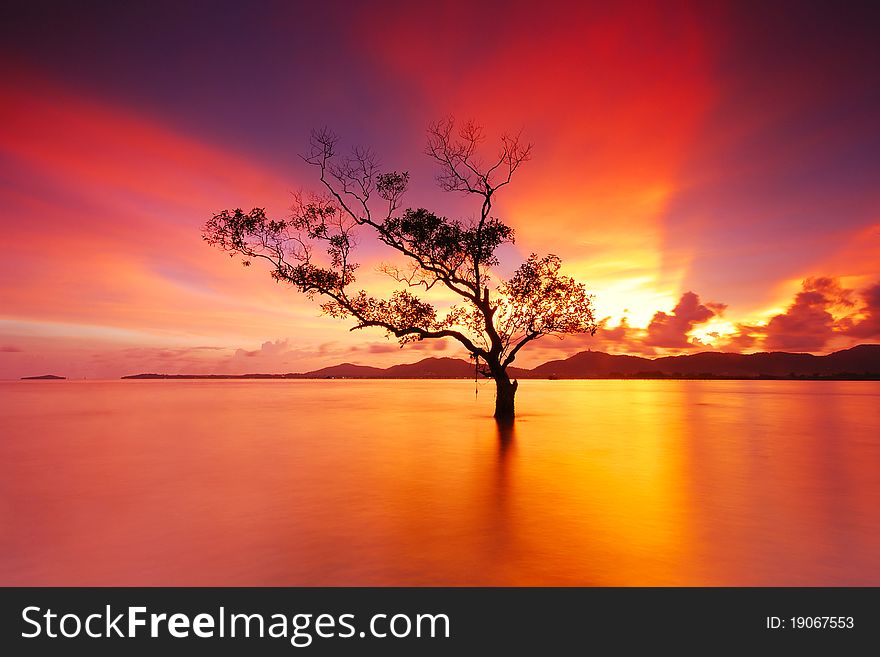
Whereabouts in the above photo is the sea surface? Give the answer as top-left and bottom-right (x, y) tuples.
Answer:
(1, 379), (879, 585)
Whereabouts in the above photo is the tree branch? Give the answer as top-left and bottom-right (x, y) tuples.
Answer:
(351, 321), (488, 359)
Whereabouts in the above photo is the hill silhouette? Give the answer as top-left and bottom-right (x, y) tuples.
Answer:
(122, 345), (880, 380)
(530, 344), (880, 378)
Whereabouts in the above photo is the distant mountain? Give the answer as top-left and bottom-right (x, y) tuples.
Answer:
(529, 351), (652, 378)
(121, 345), (880, 380)
(123, 373), (297, 379)
(20, 374), (66, 380)
(529, 344), (880, 378)
(381, 357), (530, 379)
(299, 357), (529, 379)
(299, 363), (386, 378)
(823, 344), (880, 373)
(124, 357), (529, 380)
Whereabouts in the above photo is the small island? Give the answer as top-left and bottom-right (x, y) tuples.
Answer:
(21, 374), (67, 380)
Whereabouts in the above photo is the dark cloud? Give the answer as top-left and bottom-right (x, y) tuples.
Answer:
(844, 282), (880, 339)
(584, 316), (657, 356)
(367, 343), (398, 354)
(763, 277), (855, 351)
(93, 346), (224, 362)
(409, 339), (449, 352)
(545, 278), (878, 358)
(716, 324), (762, 351)
(552, 278), (879, 358)
(644, 292), (725, 348)
(598, 317), (629, 343)
(0, 345), (23, 353)
(803, 276), (855, 307)
(365, 338), (450, 354)
(560, 278), (878, 357)
(233, 339), (290, 359)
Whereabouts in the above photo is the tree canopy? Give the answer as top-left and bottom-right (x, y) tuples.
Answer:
(204, 119), (598, 419)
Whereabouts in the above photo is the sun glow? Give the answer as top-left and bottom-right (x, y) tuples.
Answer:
(688, 319), (738, 347)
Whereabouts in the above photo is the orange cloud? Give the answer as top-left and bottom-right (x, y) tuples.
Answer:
(645, 292), (726, 348)
(763, 277), (879, 351)
(846, 282), (880, 339)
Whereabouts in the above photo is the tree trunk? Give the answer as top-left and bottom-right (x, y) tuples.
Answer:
(494, 374), (518, 421)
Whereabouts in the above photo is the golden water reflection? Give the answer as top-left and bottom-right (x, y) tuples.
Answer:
(1, 379), (878, 585)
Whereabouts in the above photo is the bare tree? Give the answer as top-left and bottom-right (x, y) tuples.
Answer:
(204, 118), (597, 420)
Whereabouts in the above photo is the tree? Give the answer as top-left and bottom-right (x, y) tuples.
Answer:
(204, 119), (598, 421)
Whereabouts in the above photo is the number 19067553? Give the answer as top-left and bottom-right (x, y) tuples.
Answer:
(766, 616), (854, 629)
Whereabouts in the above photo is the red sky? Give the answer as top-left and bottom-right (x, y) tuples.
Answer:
(1, 0), (879, 378)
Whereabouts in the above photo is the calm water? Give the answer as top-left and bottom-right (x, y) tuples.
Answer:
(1, 379), (879, 585)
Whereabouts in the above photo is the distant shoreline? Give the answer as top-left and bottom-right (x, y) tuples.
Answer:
(121, 373), (880, 381)
(122, 345), (880, 381)
(15, 344), (879, 382)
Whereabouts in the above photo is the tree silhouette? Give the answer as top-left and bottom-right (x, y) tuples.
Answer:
(204, 119), (597, 420)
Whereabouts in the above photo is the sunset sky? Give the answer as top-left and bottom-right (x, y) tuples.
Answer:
(1, 0), (879, 378)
